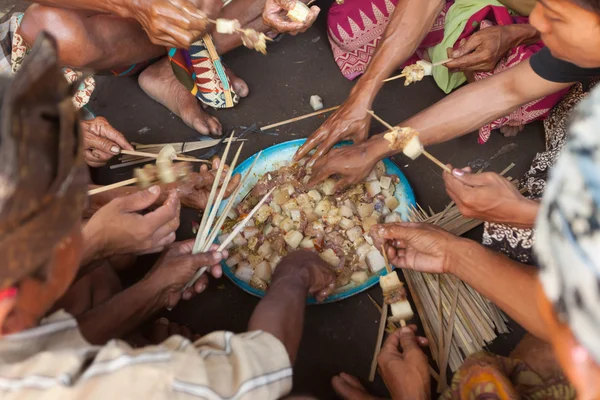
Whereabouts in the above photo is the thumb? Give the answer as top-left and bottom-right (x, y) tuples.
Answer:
(451, 36), (480, 58)
(448, 168), (481, 187)
(86, 132), (121, 155)
(120, 186), (162, 212)
(398, 326), (421, 354)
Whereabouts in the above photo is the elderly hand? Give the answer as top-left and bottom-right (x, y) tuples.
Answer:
(144, 240), (226, 308)
(274, 250), (335, 302)
(262, 0), (319, 35)
(443, 167), (539, 228)
(295, 95), (372, 163)
(125, 0), (222, 49)
(85, 186), (180, 259)
(370, 222), (460, 274)
(82, 117), (133, 168)
(378, 326), (430, 400)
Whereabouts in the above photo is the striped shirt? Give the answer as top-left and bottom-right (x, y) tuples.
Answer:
(0, 311), (293, 399)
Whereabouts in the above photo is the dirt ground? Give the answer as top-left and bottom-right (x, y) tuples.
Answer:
(5, 2), (544, 398)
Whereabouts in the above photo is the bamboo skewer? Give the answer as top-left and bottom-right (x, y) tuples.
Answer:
(366, 110), (451, 174)
(261, 106), (340, 130)
(437, 279), (460, 392)
(88, 178), (138, 195)
(369, 302), (388, 382)
(119, 149), (208, 163)
(382, 73), (407, 83)
(383, 58), (454, 83)
(432, 58), (453, 67)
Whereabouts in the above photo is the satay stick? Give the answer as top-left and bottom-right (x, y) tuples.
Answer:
(369, 302), (388, 382)
(366, 110), (452, 174)
(87, 177), (138, 195)
(381, 244), (393, 274)
(432, 58), (453, 67)
(119, 149), (207, 163)
(383, 72), (407, 83)
(197, 144), (244, 250)
(193, 132), (235, 254)
(437, 278), (460, 392)
(183, 187), (276, 291)
(261, 106), (340, 130)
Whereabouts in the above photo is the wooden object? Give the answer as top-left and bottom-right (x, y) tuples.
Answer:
(88, 178), (138, 195)
(369, 302), (388, 382)
(261, 106), (340, 130)
(119, 149), (207, 163)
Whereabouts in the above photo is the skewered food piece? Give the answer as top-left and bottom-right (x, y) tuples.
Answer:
(384, 127), (423, 159)
(379, 272), (414, 322)
(287, 1), (311, 22)
(222, 159), (404, 291)
(215, 18), (242, 34)
(401, 63), (426, 86)
(134, 161), (192, 189)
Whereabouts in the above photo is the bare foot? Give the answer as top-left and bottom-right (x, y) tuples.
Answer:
(139, 57), (223, 136)
(225, 66), (249, 98)
(331, 373), (384, 400)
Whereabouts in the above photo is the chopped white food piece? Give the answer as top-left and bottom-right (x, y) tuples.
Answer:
(366, 180), (382, 197)
(269, 253), (282, 269)
(402, 135), (423, 160)
(218, 234), (233, 249)
(263, 225), (274, 236)
(381, 206), (391, 217)
(273, 189), (290, 205)
(302, 175), (311, 185)
(385, 197), (400, 211)
(339, 217), (355, 230)
(227, 209), (238, 220)
(340, 205), (353, 218)
(346, 226), (363, 243)
(235, 263), (254, 283)
(272, 213), (285, 226)
(255, 204), (273, 223)
(314, 199), (332, 216)
(379, 176), (392, 190)
(366, 248), (386, 272)
(304, 209), (318, 222)
(279, 217), (295, 232)
(287, 1), (310, 22)
(233, 234), (247, 246)
(309, 95), (323, 111)
(379, 272), (402, 292)
(270, 201), (282, 213)
(366, 169), (378, 182)
(416, 59), (433, 76)
(226, 253), (242, 268)
(390, 301), (414, 321)
(239, 248), (250, 259)
(215, 18), (241, 34)
(364, 234), (374, 245)
(375, 161), (386, 179)
(284, 230), (304, 248)
(282, 199), (299, 215)
(307, 189), (322, 202)
(358, 203), (374, 218)
(321, 178), (336, 195)
(296, 193), (312, 207)
(356, 243), (372, 260)
(290, 209), (302, 222)
(255, 261), (272, 281)
(243, 226), (259, 238)
(362, 216), (379, 232)
(257, 241), (272, 258)
(351, 271), (369, 284)
(320, 248), (340, 267)
(300, 237), (315, 249)
(248, 252), (262, 265)
(384, 212), (403, 223)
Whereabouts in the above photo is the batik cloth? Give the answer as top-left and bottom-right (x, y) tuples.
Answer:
(482, 80), (598, 264)
(535, 83), (600, 366)
(0, 13), (95, 109)
(0, 311), (293, 400)
(169, 33), (238, 109)
(441, 352), (575, 399)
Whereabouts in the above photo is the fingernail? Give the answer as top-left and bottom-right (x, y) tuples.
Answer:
(156, 317), (169, 325)
(401, 327), (413, 333)
(110, 145), (120, 154)
(148, 185), (159, 194)
(452, 169), (464, 177)
(183, 292), (192, 300)
(197, 284), (206, 293)
(214, 252), (223, 261)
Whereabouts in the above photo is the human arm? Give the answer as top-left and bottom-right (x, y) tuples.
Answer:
(445, 24), (540, 72)
(443, 166), (539, 228)
(370, 223), (549, 341)
(295, 0), (445, 161)
(308, 60), (573, 187)
(28, 0), (222, 48)
(77, 240), (225, 344)
(247, 251), (335, 363)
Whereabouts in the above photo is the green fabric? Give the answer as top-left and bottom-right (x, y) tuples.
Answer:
(428, 0), (506, 94)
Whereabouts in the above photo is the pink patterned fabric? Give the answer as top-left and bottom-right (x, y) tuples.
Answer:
(327, 0), (453, 80)
(459, 7), (570, 143)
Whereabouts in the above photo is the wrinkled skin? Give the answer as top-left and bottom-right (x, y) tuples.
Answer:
(295, 96), (372, 163)
(82, 117), (134, 168)
(262, 0), (319, 35)
(307, 141), (378, 190)
(125, 0), (222, 48)
(275, 250), (336, 302)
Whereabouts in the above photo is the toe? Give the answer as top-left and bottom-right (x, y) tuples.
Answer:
(233, 78), (249, 98)
(206, 116), (223, 136)
(192, 117), (210, 135)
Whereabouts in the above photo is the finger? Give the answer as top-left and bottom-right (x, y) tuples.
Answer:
(154, 231), (177, 248)
(307, 163), (332, 188)
(118, 186), (162, 212)
(309, 135), (339, 165)
(100, 121), (134, 151)
(398, 326), (421, 354)
(186, 251), (225, 271)
(224, 174), (241, 198)
(151, 217), (181, 242)
(194, 274), (209, 293)
(333, 177), (352, 193)
(85, 132), (122, 155)
(295, 129), (327, 160)
(264, 13), (306, 33)
(451, 36), (481, 59)
(168, 321), (180, 336)
(210, 263), (223, 278)
(167, 239), (196, 256)
(143, 190), (181, 230)
(137, 246), (165, 255)
(151, 317), (170, 343)
(381, 328), (402, 353)
(369, 222), (425, 242)
(417, 336), (429, 347)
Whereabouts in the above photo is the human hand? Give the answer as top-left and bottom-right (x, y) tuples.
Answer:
(126, 0), (222, 48)
(443, 167), (538, 228)
(294, 96), (372, 163)
(263, 0), (320, 35)
(145, 240), (226, 308)
(444, 25), (518, 72)
(81, 116), (134, 168)
(273, 250), (335, 301)
(160, 156), (241, 210)
(307, 141), (379, 191)
(86, 186), (180, 257)
(378, 326), (431, 400)
(370, 222), (460, 274)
